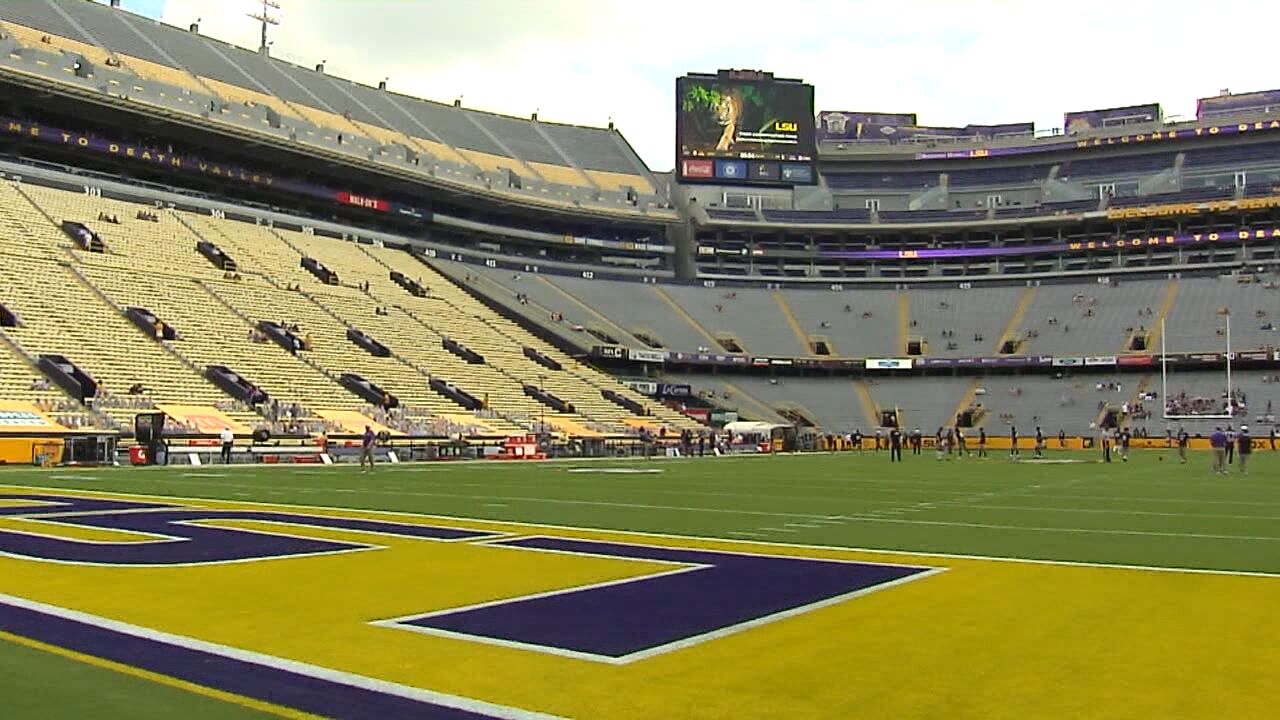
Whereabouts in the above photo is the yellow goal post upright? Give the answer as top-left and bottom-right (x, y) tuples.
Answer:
(1160, 314), (1236, 422)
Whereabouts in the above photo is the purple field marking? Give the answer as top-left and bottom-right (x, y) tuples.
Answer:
(392, 537), (937, 661)
(0, 493), (500, 565)
(0, 494), (174, 516)
(0, 594), (557, 720)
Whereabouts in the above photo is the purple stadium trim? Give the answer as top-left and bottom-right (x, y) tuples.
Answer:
(389, 537), (938, 662)
(0, 594), (548, 720)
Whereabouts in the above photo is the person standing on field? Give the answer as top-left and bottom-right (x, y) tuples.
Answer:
(1034, 427), (1045, 458)
(1225, 426), (1236, 465)
(889, 427), (903, 462)
(219, 426), (234, 464)
(1237, 425), (1252, 474)
(1009, 426), (1019, 458)
(1209, 427), (1227, 475)
(360, 425), (376, 472)
(978, 427), (987, 457)
(1176, 427), (1189, 464)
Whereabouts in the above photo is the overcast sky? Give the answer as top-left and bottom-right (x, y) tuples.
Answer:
(114, 0), (1280, 171)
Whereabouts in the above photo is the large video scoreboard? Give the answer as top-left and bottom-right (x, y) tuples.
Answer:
(676, 69), (816, 186)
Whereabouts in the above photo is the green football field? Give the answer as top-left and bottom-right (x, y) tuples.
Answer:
(2, 448), (1278, 718)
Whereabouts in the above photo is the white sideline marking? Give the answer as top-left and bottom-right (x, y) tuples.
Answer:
(6, 484), (1279, 578)
(0, 593), (563, 719)
(566, 468), (664, 475)
(938, 502), (1280, 522)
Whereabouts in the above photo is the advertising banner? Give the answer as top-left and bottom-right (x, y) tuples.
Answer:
(0, 118), (430, 221)
(865, 358), (913, 370)
(821, 225), (1280, 261)
(914, 118), (1280, 160)
(625, 381), (658, 395)
(627, 349), (668, 363)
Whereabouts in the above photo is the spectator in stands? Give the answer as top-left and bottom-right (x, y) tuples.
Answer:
(302, 333), (313, 351)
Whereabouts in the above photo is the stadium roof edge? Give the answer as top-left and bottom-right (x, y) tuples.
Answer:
(62, 2), (651, 167)
(0, 69), (678, 227)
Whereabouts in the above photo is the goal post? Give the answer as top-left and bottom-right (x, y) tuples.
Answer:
(1161, 314), (1237, 422)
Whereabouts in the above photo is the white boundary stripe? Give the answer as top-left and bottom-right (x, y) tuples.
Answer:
(3, 484), (1278, 578)
(0, 592), (564, 720)
(77, 479), (1278, 544)
(934, 502), (1280, 522)
(813, 515), (1280, 542)
(376, 535), (940, 665)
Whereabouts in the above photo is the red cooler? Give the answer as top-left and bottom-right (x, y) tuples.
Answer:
(128, 445), (148, 466)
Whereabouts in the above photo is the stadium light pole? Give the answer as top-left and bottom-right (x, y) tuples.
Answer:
(249, 0), (281, 55)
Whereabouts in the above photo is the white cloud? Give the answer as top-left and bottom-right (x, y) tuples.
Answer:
(151, 0), (1280, 170)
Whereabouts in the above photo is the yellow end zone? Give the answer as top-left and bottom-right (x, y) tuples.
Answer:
(0, 484), (1276, 720)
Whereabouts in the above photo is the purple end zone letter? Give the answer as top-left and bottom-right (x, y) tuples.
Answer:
(394, 537), (935, 661)
(0, 494), (495, 565)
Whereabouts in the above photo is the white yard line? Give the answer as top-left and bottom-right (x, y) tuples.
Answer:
(6, 483), (1278, 577)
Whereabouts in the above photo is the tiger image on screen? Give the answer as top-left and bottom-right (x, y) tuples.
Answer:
(714, 89), (742, 151)
(677, 77), (813, 164)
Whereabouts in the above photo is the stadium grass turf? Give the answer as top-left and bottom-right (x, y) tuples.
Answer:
(2, 448), (1278, 718)
(0, 633), (276, 719)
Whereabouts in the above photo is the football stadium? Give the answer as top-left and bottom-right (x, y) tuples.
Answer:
(1, 1), (1279, 718)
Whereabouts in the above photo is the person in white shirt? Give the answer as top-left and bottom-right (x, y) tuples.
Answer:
(219, 427), (234, 464)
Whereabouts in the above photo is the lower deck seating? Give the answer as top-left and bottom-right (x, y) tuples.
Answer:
(0, 254), (240, 427)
